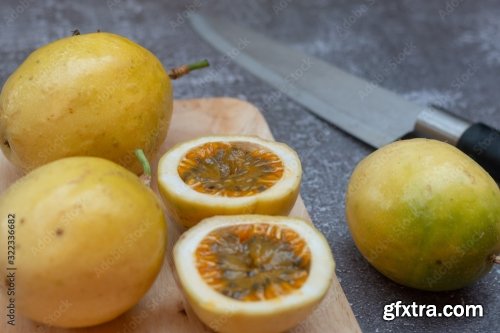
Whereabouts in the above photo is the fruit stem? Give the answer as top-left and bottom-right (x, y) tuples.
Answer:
(134, 149), (152, 187)
(168, 59), (209, 79)
(494, 255), (500, 265)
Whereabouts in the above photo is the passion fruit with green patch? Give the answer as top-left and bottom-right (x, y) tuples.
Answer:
(346, 138), (500, 291)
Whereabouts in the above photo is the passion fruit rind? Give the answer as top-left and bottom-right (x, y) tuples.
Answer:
(158, 136), (302, 228)
(174, 215), (335, 333)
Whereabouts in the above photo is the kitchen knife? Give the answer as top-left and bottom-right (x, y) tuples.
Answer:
(188, 14), (500, 181)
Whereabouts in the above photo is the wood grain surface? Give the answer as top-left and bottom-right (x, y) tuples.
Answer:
(0, 97), (361, 333)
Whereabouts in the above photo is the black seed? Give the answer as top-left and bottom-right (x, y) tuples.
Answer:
(3, 140), (10, 149)
(178, 308), (187, 316)
(436, 260), (442, 265)
(231, 291), (243, 300)
(55, 228), (64, 236)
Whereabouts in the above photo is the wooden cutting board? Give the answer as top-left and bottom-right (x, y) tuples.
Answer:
(0, 97), (361, 333)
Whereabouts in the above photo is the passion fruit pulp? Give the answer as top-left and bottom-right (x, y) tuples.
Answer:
(158, 136), (302, 228)
(196, 223), (310, 301)
(178, 141), (284, 197)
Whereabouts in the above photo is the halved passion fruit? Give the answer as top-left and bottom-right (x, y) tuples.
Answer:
(174, 215), (335, 333)
(157, 136), (302, 227)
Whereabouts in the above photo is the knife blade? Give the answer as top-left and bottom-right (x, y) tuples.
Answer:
(188, 13), (500, 181)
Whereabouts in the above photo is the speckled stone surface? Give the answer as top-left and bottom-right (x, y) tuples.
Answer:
(1, 1), (498, 332)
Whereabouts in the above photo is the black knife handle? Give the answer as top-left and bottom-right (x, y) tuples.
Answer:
(457, 123), (500, 182)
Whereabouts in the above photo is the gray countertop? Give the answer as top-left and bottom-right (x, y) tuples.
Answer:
(1, 1), (498, 332)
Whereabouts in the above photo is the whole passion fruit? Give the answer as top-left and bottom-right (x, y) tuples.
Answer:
(0, 32), (207, 174)
(346, 139), (500, 291)
(0, 156), (166, 327)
